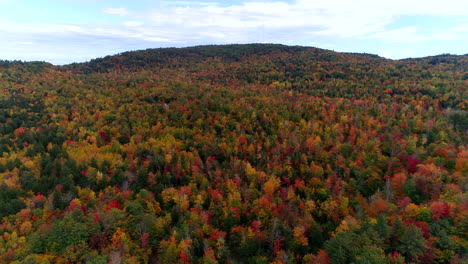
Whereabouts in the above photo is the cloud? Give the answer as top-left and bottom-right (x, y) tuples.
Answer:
(365, 27), (429, 43)
(1, 0), (467, 64)
(111, 0), (468, 41)
(160, 1), (218, 6)
(378, 49), (417, 59)
(0, 20), (175, 42)
(123, 21), (144, 27)
(0, 19), (182, 64)
(102, 7), (129, 16)
(451, 23), (468, 33)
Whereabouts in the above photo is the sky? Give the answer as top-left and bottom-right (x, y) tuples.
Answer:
(0, 0), (467, 65)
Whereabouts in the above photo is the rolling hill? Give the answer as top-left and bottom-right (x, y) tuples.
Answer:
(0, 44), (466, 263)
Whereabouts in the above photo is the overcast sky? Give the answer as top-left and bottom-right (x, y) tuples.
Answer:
(0, 0), (467, 65)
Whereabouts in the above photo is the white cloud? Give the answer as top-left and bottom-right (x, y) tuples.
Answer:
(123, 21), (144, 27)
(112, 0), (468, 41)
(365, 27), (429, 43)
(1, 0), (468, 63)
(0, 20), (175, 43)
(102, 7), (129, 16)
(451, 23), (468, 32)
(160, 1), (217, 6)
(16, 41), (34, 45)
(378, 49), (417, 59)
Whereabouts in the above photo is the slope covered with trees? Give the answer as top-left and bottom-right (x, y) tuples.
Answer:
(0, 44), (466, 263)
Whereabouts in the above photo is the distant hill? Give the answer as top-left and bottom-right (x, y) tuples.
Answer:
(62, 44), (467, 73)
(63, 44), (312, 73)
(0, 60), (53, 73)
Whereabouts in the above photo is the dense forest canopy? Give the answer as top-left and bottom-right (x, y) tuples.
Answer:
(0, 44), (466, 263)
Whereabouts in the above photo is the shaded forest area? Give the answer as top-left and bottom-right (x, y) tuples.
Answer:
(0, 44), (466, 263)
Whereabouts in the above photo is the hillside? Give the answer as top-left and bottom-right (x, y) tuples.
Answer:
(0, 44), (466, 263)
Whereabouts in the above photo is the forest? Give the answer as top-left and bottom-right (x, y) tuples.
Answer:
(0, 44), (466, 263)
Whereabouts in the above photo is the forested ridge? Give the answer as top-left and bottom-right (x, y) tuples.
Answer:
(0, 44), (466, 263)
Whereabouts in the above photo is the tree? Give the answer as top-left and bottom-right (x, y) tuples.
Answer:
(353, 247), (387, 264)
(0, 184), (26, 218)
(325, 232), (357, 264)
(375, 214), (390, 250)
(396, 224), (427, 261)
